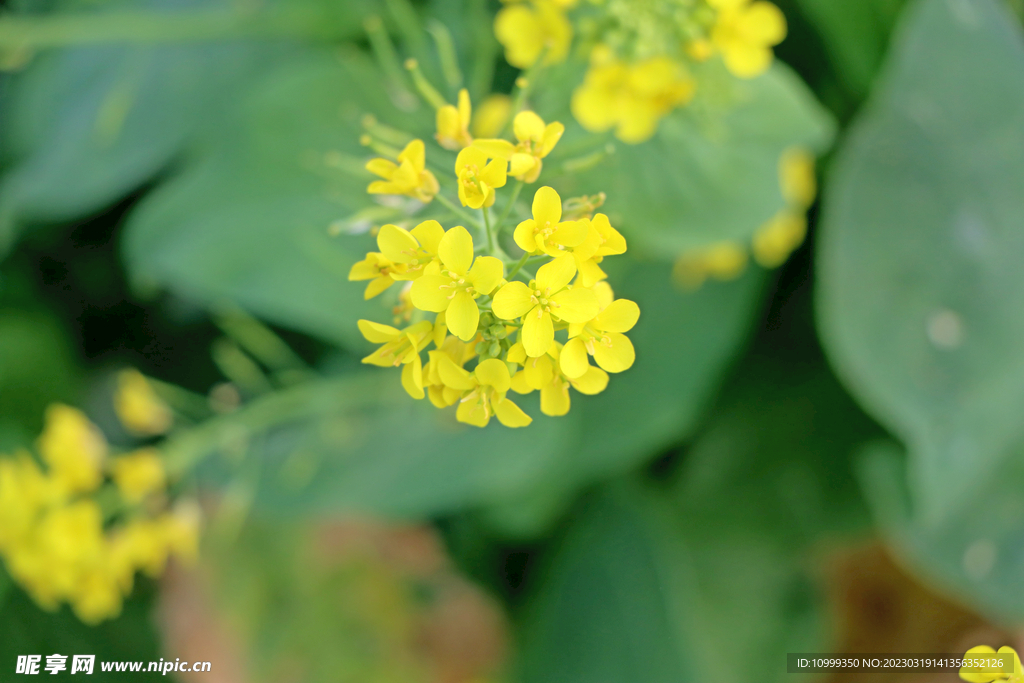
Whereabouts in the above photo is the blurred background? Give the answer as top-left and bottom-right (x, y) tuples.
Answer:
(2, 0), (1024, 680)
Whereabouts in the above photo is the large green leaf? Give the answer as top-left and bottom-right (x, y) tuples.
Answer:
(817, 0), (1024, 619)
(542, 62), (835, 257)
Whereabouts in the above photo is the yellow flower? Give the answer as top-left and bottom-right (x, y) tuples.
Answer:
(423, 336), (477, 408)
(475, 111), (565, 183)
(494, 0), (572, 69)
(779, 147), (817, 208)
(492, 254), (600, 357)
(708, 0), (787, 78)
(357, 320), (434, 399)
(571, 213), (627, 287)
(437, 89), (473, 150)
(36, 404), (106, 495)
(512, 186), (588, 256)
(961, 646), (1022, 683)
(572, 54), (696, 143)
(435, 356), (532, 428)
(111, 449), (166, 505)
(752, 210), (806, 268)
(672, 241), (748, 289)
(367, 139), (439, 203)
(562, 283), (639, 377)
(348, 252), (405, 299)
(472, 95), (512, 139)
(509, 341), (608, 416)
(375, 220), (445, 281)
(0, 452), (57, 550)
(410, 226), (505, 341)
(456, 147), (508, 209)
(72, 567), (122, 624)
(114, 369), (172, 436)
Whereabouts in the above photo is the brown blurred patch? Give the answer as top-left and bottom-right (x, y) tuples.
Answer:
(157, 518), (507, 683)
(823, 542), (1020, 683)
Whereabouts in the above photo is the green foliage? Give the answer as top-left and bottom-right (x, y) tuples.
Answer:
(817, 0), (1024, 621)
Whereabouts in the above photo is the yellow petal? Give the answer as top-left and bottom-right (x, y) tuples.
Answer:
(595, 299), (640, 332)
(364, 276), (395, 300)
(411, 274), (453, 312)
(357, 320), (400, 344)
(493, 282), (537, 320)
(540, 382), (570, 416)
(593, 213), (627, 254)
(398, 139), (426, 171)
(366, 158), (397, 178)
(592, 333), (635, 373)
(455, 146), (488, 174)
(524, 354), (555, 389)
(457, 397), (490, 427)
(540, 122), (565, 157)
(532, 186), (562, 224)
(348, 257), (379, 281)
(560, 337), (590, 379)
(432, 312), (447, 348)
(551, 220), (588, 248)
(495, 395), (533, 427)
(411, 219), (445, 254)
(722, 43), (773, 78)
(439, 225), (474, 275)
(428, 385), (451, 408)
(446, 291), (480, 341)
(507, 340), (527, 364)
(571, 366), (609, 395)
(536, 254), (576, 292)
(468, 256), (504, 295)
(377, 224), (419, 263)
(472, 95), (511, 138)
(481, 158), (509, 188)
(577, 258), (607, 288)
(475, 358), (512, 392)
(514, 219), (540, 253)
(514, 110), (546, 142)
(474, 138), (516, 160)
(494, 5), (544, 68)
(551, 287), (600, 323)
(522, 308), (554, 358)
(457, 88), (471, 127)
(510, 370), (533, 394)
(401, 356), (425, 399)
(510, 153), (538, 178)
(438, 354), (475, 391)
(741, 2), (787, 44)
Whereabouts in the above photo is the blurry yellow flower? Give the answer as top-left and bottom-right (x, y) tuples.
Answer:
(779, 147), (817, 208)
(472, 95), (512, 138)
(111, 449), (166, 505)
(358, 320), (434, 399)
(367, 139), (439, 203)
(376, 220), (445, 281)
(72, 568), (122, 624)
(571, 213), (627, 287)
(572, 54), (695, 143)
(495, 0), (572, 68)
(456, 147), (508, 209)
(411, 227), (504, 341)
(752, 210), (806, 268)
(114, 369), (172, 436)
(563, 283), (639, 377)
(348, 252), (405, 300)
(437, 89), (473, 150)
(475, 111), (565, 183)
(0, 452), (56, 550)
(37, 404), (106, 495)
(512, 186), (588, 257)
(436, 356), (532, 428)
(161, 502), (201, 566)
(961, 645), (1022, 683)
(672, 241), (748, 289)
(708, 0), (787, 78)
(492, 254), (599, 357)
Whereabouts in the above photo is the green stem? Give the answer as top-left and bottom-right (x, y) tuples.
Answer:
(435, 192), (482, 229)
(483, 205), (495, 253)
(495, 180), (524, 235)
(0, 8), (345, 48)
(506, 251), (531, 280)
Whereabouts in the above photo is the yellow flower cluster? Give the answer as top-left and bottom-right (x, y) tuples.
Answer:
(0, 385), (198, 624)
(673, 145), (817, 287)
(353, 106), (639, 428)
(490, 0), (787, 143)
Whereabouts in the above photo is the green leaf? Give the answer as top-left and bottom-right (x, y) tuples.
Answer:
(817, 0), (1024, 619)
(792, 0), (906, 96)
(516, 482), (827, 683)
(547, 63), (835, 257)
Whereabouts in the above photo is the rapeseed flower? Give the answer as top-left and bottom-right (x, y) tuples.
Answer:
(348, 252), (404, 299)
(494, 0), (573, 68)
(358, 319), (434, 398)
(437, 89), (473, 150)
(376, 220), (444, 281)
(708, 0), (787, 78)
(509, 342), (608, 416)
(960, 646), (1021, 683)
(562, 283), (639, 377)
(114, 370), (172, 436)
(456, 147), (508, 208)
(410, 227), (504, 341)
(367, 139), (440, 203)
(492, 255), (599, 357)
(475, 111), (565, 183)
(571, 213), (627, 287)
(512, 187), (588, 257)
(111, 449), (166, 504)
(37, 404), (106, 495)
(436, 356), (532, 427)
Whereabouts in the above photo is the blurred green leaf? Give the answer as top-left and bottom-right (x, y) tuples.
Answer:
(817, 0), (1024, 619)
(792, 0), (906, 97)
(543, 63), (834, 257)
